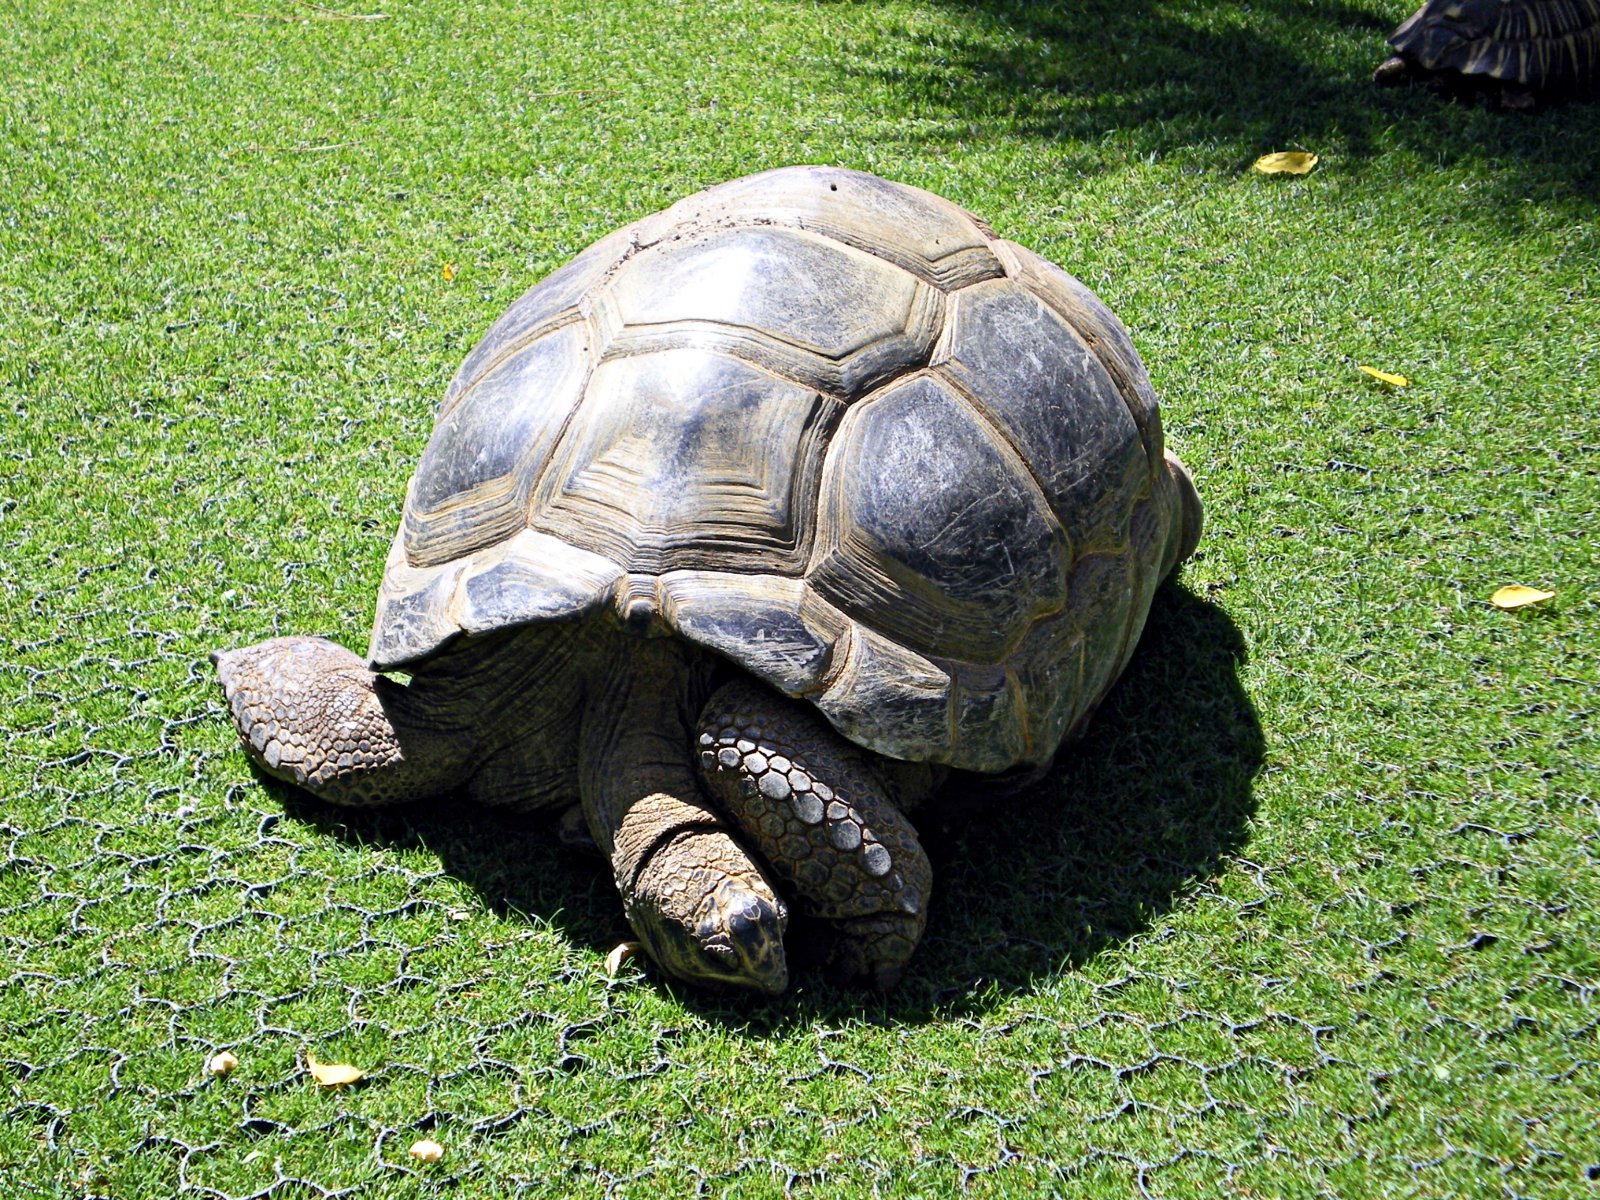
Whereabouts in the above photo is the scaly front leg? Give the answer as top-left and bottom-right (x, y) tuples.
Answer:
(212, 636), (466, 806)
(695, 677), (935, 990)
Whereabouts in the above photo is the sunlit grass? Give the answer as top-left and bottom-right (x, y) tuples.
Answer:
(3, 1), (1597, 1196)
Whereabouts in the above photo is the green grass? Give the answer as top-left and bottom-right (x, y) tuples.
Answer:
(3, 0), (1598, 1195)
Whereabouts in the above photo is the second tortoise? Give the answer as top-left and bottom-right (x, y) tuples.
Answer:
(1373, 0), (1600, 107)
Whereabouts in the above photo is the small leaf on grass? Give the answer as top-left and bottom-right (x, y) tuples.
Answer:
(306, 1052), (365, 1086)
(1252, 151), (1318, 175)
(1358, 365), (1409, 387)
(408, 1138), (445, 1163)
(441, 262), (456, 281)
(1490, 585), (1554, 609)
(605, 941), (643, 977)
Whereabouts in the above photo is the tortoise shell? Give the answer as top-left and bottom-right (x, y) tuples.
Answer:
(367, 166), (1190, 774)
(1385, 0), (1600, 94)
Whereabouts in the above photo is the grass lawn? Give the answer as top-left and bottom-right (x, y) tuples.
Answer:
(3, 0), (1598, 1195)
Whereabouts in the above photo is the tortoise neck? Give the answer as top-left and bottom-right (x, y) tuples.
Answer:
(577, 630), (719, 883)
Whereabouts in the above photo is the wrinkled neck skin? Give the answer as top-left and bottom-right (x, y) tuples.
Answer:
(397, 618), (789, 992)
(577, 625), (789, 994)
(575, 628), (714, 866)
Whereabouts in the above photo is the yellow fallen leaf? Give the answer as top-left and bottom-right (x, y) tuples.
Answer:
(1252, 151), (1318, 175)
(206, 1051), (239, 1077)
(1358, 365), (1410, 387)
(441, 262), (457, 281)
(305, 1052), (365, 1086)
(408, 1138), (445, 1163)
(605, 941), (643, 978)
(1490, 585), (1554, 609)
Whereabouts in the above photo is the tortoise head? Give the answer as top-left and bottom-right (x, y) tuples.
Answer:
(627, 831), (790, 995)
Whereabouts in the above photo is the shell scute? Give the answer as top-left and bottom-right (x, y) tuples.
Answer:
(530, 348), (838, 575)
(368, 540), (468, 669)
(456, 530), (625, 637)
(808, 373), (1066, 664)
(593, 225), (943, 397)
(653, 165), (1005, 291)
(1009, 611), (1088, 760)
(949, 668), (1027, 774)
(442, 224), (632, 411)
(1042, 550), (1135, 739)
(812, 624), (952, 762)
(941, 277), (1149, 557)
(405, 322), (591, 568)
(658, 572), (844, 696)
(1004, 241), (1163, 466)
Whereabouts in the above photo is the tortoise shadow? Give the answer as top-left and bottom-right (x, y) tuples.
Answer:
(696, 581), (1264, 1029)
(274, 795), (630, 968)
(848, 0), (1600, 229)
(906, 581), (1262, 1015)
(271, 582), (1260, 1027)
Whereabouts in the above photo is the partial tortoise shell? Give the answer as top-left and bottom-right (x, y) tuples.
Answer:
(1388, 0), (1600, 93)
(368, 166), (1186, 774)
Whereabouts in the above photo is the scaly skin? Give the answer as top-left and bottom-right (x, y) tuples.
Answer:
(213, 624), (791, 994)
(696, 677), (934, 989)
(210, 637), (468, 806)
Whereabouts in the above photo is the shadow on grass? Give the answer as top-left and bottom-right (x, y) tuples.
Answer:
(273, 583), (1260, 1027)
(279, 787), (630, 970)
(902, 583), (1263, 1015)
(860, 0), (1599, 225)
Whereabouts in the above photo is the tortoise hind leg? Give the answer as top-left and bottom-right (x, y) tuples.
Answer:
(1372, 54), (1413, 87)
(212, 636), (465, 806)
(695, 678), (936, 989)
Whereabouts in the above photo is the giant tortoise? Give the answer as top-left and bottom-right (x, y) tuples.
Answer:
(1373, 0), (1600, 107)
(213, 166), (1203, 994)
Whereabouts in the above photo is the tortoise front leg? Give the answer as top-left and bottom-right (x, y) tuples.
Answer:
(212, 636), (465, 806)
(695, 678), (936, 989)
